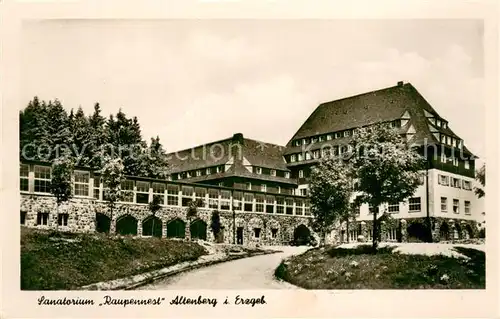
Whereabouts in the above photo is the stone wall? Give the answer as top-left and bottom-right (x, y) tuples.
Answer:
(20, 195), (315, 246)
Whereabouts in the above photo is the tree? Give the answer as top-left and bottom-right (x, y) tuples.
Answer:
(144, 136), (170, 179)
(70, 106), (91, 167)
(101, 157), (126, 232)
(349, 124), (425, 250)
(210, 210), (222, 243)
(309, 155), (354, 246)
(186, 198), (204, 240)
(50, 151), (75, 231)
(20, 97), (50, 161)
(474, 164), (485, 198)
(46, 99), (72, 159)
(148, 195), (162, 237)
(88, 103), (107, 170)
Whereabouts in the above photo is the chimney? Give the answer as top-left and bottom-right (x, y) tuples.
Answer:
(232, 133), (244, 144)
(397, 81), (404, 87)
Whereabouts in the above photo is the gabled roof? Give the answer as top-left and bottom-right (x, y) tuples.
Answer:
(285, 82), (475, 157)
(167, 133), (294, 184)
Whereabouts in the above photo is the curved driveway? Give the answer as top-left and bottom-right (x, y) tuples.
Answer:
(138, 246), (309, 290)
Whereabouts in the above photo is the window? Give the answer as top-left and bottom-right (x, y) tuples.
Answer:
(441, 197), (447, 212)
(319, 136), (325, 142)
(300, 188), (307, 196)
(34, 165), (51, 193)
(440, 153), (447, 163)
(73, 171), (90, 197)
(266, 195), (275, 213)
(167, 184), (179, 206)
(195, 187), (207, 205)
(327, 134), (333, 141)
(297, 153), (304, 161)
(256, 167), (262, 174)
(270, 169), (276, 176)
(254, 228), (261, 239)
(186, 172), (191, 178)
(152, 182), (165, 205)
(298, 170), (304, 178)
(388, 203), (399, 213)
(464, 201), (471, 215)
(409, 197), (421, 212)
(276, 197), (284, 214)
(58, 213), (69, 226)
(284, 172), (290, 178)
(181, 186), (194, 206)
(246, 182), (252, 190)
(37, 212), (49, 226)
(277, 186), (281, 194)
(305, 152), (311, 160)
(463, 180), (472, 190)
(437, 119), (442, 127)
(290, 155), (296, 163)
(255, 194), (264, 212)
(121, 180), (134, 202)
(302, 138), (308, 145)
(285, 198), (294, 215)
(271, 228), (278, 238)
(295, 199), (304, 215)
(217, 166), (223, 173)
(196, 170), (201, 177)
(243, 193), (254, 212)
(344, 130), (351, 137)
(391, 120), (401, 128)
(220, 190), (231, 210)
(335, 132), (342, 139)
(453, 199), (459, 214)
(447, 136), (451, 145)
(452, 178), (461, 188)
(387, 228), (398, 241)
(313, 150), (320, 159)
(453, 157), (458, 166)
(312, 137), (318, 143)
(349, 230), (359, 242)
(93, 177), (101, 199)
(20, 164), (29, 192)
(261, 184), (267, 192)
(464, 160), (470, 169)
(233, 192), (242, 211)
(135, 181), (150, 204)
(206, 168), (211, 175)
(208, 189), (219, 209)
(438, 174), (449, 186)
(20, 211), (27, 225)
(440, 135), (445, 143)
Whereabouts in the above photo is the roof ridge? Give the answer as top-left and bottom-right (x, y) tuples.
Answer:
(318, 83), (405, 106)
(245, 137), (285, 148)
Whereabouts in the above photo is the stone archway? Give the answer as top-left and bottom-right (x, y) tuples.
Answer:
(142, 215), (162, 238)
(439, 221), (450, 241)
(406, 222), (427, 242)
(116, 214), (138, 235)
(167, 218), (186, 239)
(95, 213), (111, 233)
(293, 224), (311, 246)
(190, 219), (207, 240)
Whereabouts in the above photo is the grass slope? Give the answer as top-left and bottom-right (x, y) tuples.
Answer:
(275, 245), (485, 289)
(21, 227), (208, 290)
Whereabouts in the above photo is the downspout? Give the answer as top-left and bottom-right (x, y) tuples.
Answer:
(426, 158), (431, 242)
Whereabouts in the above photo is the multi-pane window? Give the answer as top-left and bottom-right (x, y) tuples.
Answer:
(34, 165), (51, 193)
(327, 134), (333, 141)
(20, 164), (30, 192)
(266, 195), (275, 213)
(349, 229), (358, 242)
(440, 153), (447, 163)
(304, 205), (311, 216)
(93, 177), (101, 199)
(300, 188), (307, 196)
(74, 171), (90, 197)
(220, 190), (231, 210)
(255, 194), (264, 212)
(387, 228), (398, 241)
(464, 160), (470, 169)
(58, 213), (69, 226)
(438, 174), (449, 186)
(246, 182), (252, 190)
(270, 169), (276, 176)
(152, 182), (165, 205)
(208, 189), (219, 209)
(453, 199), (459, 214)
(261, 184), (267, 192)
(181, 186), (194, 206)
(196, 170), (201, 177)
(206, 168), (211, 175)
(284, 172), (290, 178)
(276, 197), (285, 214)
(290, 155), (296, 163)
(285, 198), (293, 215)
(255, 167), (262, 174)
(121, 180), (134, 202)
(335, 132), (342, 139)
(441, 197), (447, 212)
(243, 193), (254, 212)
(195, 187), (207, 206)
(462, 180), (472, 190)
(453, 157), (459, 166)
(297, 153), (303, 161)
(295, 199), (304, 215)
(313, 150), (320, 159)
(408, 197), (421, 212)
(136, 181), (151, 204)
(37, 212), (49, 226)
(167, 184), (179, 206)
(298, 170), (304, 178)
(305, 152), (312, 160)
(233, 192), (243, 211)
(388, 203), (399, 213)
(452, 178), (461, 188)
(464, 201), (471, 215)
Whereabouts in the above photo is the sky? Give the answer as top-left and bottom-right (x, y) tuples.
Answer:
(20, 19), (485, 160)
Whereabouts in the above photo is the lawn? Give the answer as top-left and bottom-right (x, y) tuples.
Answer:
(275, 244), (485, 289)
(21, 226), (208, 290)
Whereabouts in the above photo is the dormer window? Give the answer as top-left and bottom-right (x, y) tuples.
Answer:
(297, 153), (304, 161)
(344, 130), (351, 137)
(440, 135), (445, 143)
(464, 160), (470, 169)
(327, 134), (333, 141)
(441, 153), (447, 163)
(206, 168), (211, 175)
(319, 136), (325, 142)
(446, 136), (451, 145)
(335, 132), (342, 139)
(436, 119), (442, 127)
(186, 172), (191, 178)
(443, 122), (447, 129)
(216, 166), (222, 173)
(302, 138), (308, 145)
(305, 152), (312, 160)
(256, 167), (262, 174)
(196, 170), (201, 177)
(290, 154), (297, 163)
(284, 172), (290, 178)
(391, 119), (401, 128)
(312, 137), (318, 143)
(313, 150), (320, 159)
(270, 169), (276, 176)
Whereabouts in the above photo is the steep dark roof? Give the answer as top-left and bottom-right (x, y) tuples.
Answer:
(285, 82), (475, 157)
(167, 133), (294, 184)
